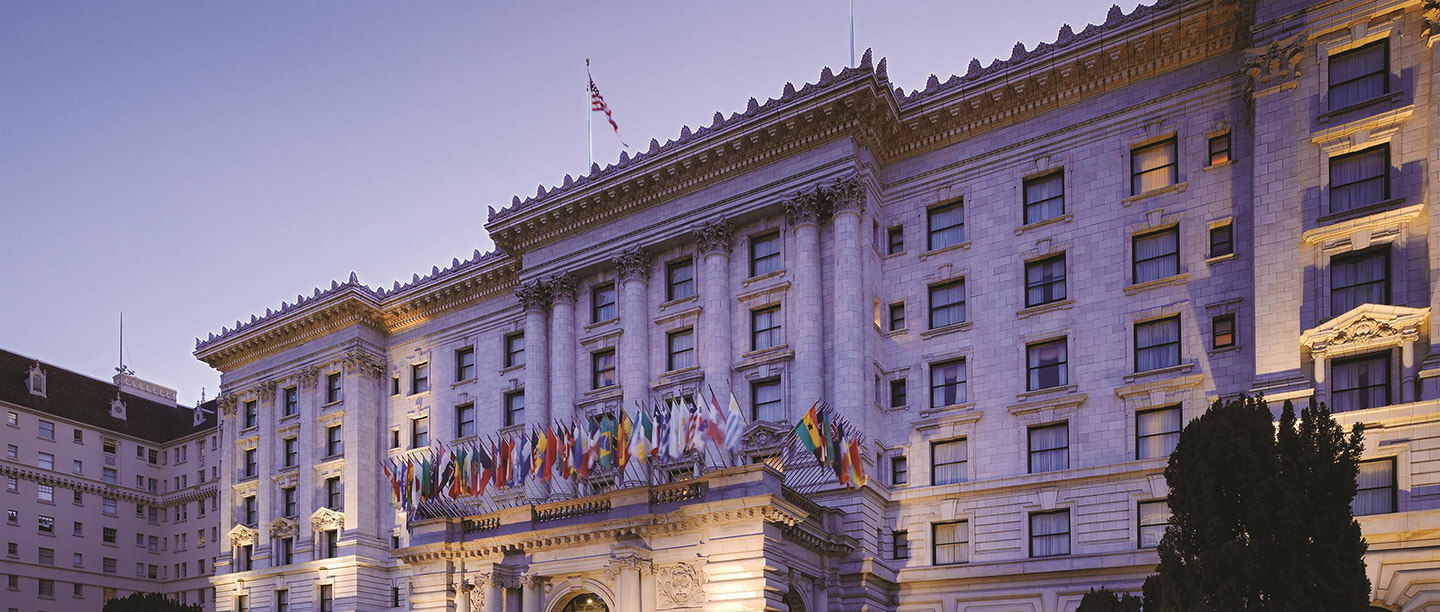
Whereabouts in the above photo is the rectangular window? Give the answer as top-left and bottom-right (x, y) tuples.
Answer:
(1028, 423), (1069, 473)
(592, 283), (617, 323)
(38, 577), (53, 596)
(1133, 227), (1179, 284)
(243, 495), (256, 525)
(455, 404), (475, 438)
(237, 545), (252, 571)
(1212, 314), (1236, 349)
(886, 226), (905, 255)
(103, 438), (116, 454)
(1023, 171), (1065, 225)
(666, 258), (695, 301)
(320, 584), (334, 612)
(1331, 247), (1389, 315)
(38, 515), (53, 534)
(1131, 137), (1178, 195)
(411, 416), (429, 448)
(504, 391), (525, 427)
(667, 328), (696, 371)
(1353, 458), (1396, 516)
(391, 376), (400, 396)
(104, 557), (117, 573)
(927, 200), (965, 250)
(411, 362), (430, 394)
(4, 444), (12, 459)
(455, 347), (475, 382)
(37, 484), (52, 503)
(592, 349), (617, 389)
(243, 400), (257, 429)
(38, 420), (54, 440)
(891, 455), (908, 485)
(72, 459), (82, 474)
(326, 425), (343, 457)
(1030, 510), (1071, 557)
(931, 438), (967, 486)
(243, 449), (257, 478)
(751, 378), (783, 422)
(237, 594), (249, 612)
(282, 437), (297, 468)
(1024, 254), (1066, 307)
(892, 530), (911, 559)
(38, 452), (53, 471)
(1138, 500), (1173, 549)
(103, 527), (116, 543)
(103, 498), (116, 515)
(325, 477), (342, 510)
(276, 589), (290, 612)
(505, 332), (525, 368)
(1329, 144), (1390, 213)
(928, 279), (965, 329)
(283, 386), (298, 416)
(73, 521), (82, 535)
(1208, 133), (1231, 166)
(1328, 39), (1388, 110)
(38, 547), (54, 565)
(1135, 316), (1182, 372)
(1137, 405), (1183, 459)
(326, 373), (342, 403)
(281, 486), (296, 517)
(1026, 339), (1068, 391)
(929, 359), (966, 408)
(887, 302), (906, 331)
(749, 232), (781, 277)
(1332, 352), (1391, 413)
(889, 378), (907, 408)
(322, 530), (339, 559)
(751, 306), (782, 350)
(932, 521), (969, 565)
(1209, 223), (1234, 258)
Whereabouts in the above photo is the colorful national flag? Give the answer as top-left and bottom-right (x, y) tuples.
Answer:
(723, 389), (746, 451)
(477, 443), (494, 497)
(655, 404), (672, 459)
(588, 68), (628, 148)
(616, 409), (633, 470)
(847, 438), (867, 488)
(631, 406), (654, 466)
(795, 402), (822, 457)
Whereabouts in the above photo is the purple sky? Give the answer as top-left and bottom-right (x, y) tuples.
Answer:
(2, 1), (1125, 404)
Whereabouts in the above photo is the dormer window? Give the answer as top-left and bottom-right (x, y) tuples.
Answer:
(26, 364), (46, 397)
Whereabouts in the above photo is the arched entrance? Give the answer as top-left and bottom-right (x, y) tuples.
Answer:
(558, 592), (609, 612)
(784, 587), (808, 612)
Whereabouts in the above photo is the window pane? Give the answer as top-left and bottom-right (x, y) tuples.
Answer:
(932, 439), (967, 485)
(1330, 248), (1388, 315)
(1030, 511), (1070, 557)
(1137, 406), (1182, 459)
(1029, 424), (1069, 473)
(1027, 340), (1067, 390)
(1136, 317), (1181, 371)
(927, 202), (965, 250)
(752, 379), (783, 422)
(1352, 459), (1395, 516)
(930, 360), (967, 407)
(929, 280), (966, 329)
(1131, 139), (1176, 194)
(1025, 256), (1066, 307)
(1330, 145), (1389, 212)
(1332, 354), (1390, 413)
(1133, 228), (1179, 283)
(1139, 501), (1172, 548)
(1023, 172), (1065, 224)
(1328, 41), (1387, 109)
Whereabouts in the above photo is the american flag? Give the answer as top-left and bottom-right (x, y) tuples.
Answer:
(589, 74), (628, 148)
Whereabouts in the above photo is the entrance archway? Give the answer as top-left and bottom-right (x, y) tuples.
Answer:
(784, 587), (808, 612)
(558, 592), (608, 612)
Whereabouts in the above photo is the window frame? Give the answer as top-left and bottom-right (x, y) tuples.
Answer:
(890, 455), (908, 485)
(1138, 499), (1173, 549)
(1130, 137), (1178, 195)
(1136, 405), (1183, 460)
(1023, 170), (1065, 225)
(410, 362), (430, 394)
(1211, 313), (1236, 349)
(410, 416), (429, 448)
(889, 378), (907, 408)
(1029, 509), (1072, 558)
(748, 232), (781, 277)
(1024, 253), (1067, 308)
(892, 530), (910, 559)
(1331, 351), (1392, 413)
(887, 302), (906, 332)
(325, 425), (343, 457)
(1353, 457), (1397, 516)
(591, 349), (617, 389)
(455, 403), (476, 438)
(591, 283), (617, 323)
(282, 386), (298, 417)
(751, 377), (783, 422)
(666, 258), (695, 301)
(1208, 222), (1234, 258)
(455, 347), (476, 382)
(932, 520), (970, 565)
(1027, 422), (1070, 474)
(1327, 39), (1389, 111)
(886, 226), (905, 255)
(1026, 338), (1069, 391)
(1134, 315), (1182, 372)
(504, 332), (526, 368)
(1330, 246), (1390, 315)
(927, 279), (966, 329)
(1207, 132), (1231, 166)
(930, 438), (967, 486)
(929, 358), (967, 408)
(750, 305), (782, 351)
(325, 373), (342, 404)
(1328, 143), (1391, 213)
(1132, 226), (1180, 284)
(504, 391), (525, 427)
(926, 200), (965, 251)
(666, 328), (696, 371)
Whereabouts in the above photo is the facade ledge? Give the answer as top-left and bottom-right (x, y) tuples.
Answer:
(1204, 253), (1237, 266)
(1123, 273), (1190, 296)
(236, 434), (259, 450)
(915, 403), (982, 428)
(736, 280), (791, 303)
(884, 327), (908, 338)
(1120, 363), (1196, 385)
(312, 457), (345, 477)
(317, 408), (345, 426)
(582, 318), (620, 335)
(1015, 213), (1074, 236)
(1115, 371), (1204, 401)
(1016, 299), (1074, 319)
(880, 249), (908, 261)
(740, 269), (787, 289)
(1207, 345), (1242, 358)
(579, 327), (623, 347)
(1202, 159), (1236, 172)
(451, 377), (477, 388)
(653, 304), (702, 326)
(579, 386), (623, 409)
(498, 363), (524, 376)
(1313, 95), (1410, 131)
(894, 458), (1170, 505)
(737, 345), (794, 370)
(919, 321), (973, 340)
(1121, 182), (1188, 206)
(1013, 385), (1081, 404)
(653, 366), (704, 390)
(918, 241), (971, 261)
(657, 293), (699, 312)
(275, 422), (300, 436)
(1307, 201), (1421, 244)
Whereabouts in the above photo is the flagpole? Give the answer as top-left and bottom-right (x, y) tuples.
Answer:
(849, 0), (855, 67)
(586, 58), (594, 169)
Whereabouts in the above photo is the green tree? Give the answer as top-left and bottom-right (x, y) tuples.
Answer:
(1077, 587), (1142, 612)
(103, 591), (204, 612)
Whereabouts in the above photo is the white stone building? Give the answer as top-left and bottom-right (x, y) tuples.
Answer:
(193, 0), (1440, 609)
(0, 349), (220, 611)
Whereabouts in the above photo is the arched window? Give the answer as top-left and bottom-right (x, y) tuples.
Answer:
(559, 593), (608, 612)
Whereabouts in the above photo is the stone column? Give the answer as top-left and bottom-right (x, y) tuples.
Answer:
(549, 273), (579, 424)
(611, 557), (645, 612)
(786, 191), (826, 411)
(613, 247), (653, 409)
(522, 575), (545, 612)
(827, 178), (867, 432)
(295, 366), (318, 559)
(516, 281), (552, 425)
(456, 582), (472, 612)
(215, 392), (238, 572)
(695, 220), (735, 401)
(481, 574), (501, 612)
(811, 574), (829, 612)
(339, 348), (384, 554)
(254, 380), (277, 563)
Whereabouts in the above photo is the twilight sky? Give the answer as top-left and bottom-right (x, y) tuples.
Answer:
(1, 0), (1125, 404)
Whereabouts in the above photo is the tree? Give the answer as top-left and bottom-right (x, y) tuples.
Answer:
(1077, 587), (1142, 612)
(103, 592), (203, 612)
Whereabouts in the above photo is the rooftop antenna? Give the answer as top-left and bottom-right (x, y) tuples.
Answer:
(116, 313), (133, 377)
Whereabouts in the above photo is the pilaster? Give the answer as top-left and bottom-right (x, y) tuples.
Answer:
(696, 219), (736, 400)
(826, 177), (868, 431)
(549, 272), (579, 423)
(517, 280), (552, 425)
(614, 246), (654, 409)
(786, 191), (826, 409)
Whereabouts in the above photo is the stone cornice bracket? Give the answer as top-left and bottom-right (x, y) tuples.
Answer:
(217, 393), (238, 417)
(1244, 34), (1303, 97)
(824, 177), (866, 217)
(256, 380), (277, 403)
(521, 573), (548, 589)
(693, 219), (735, 256)
(612, 246), (653, 282)
(297, 365), (320, 391)
(784, 190), (825, 228)
(548, 272), (578, 305)
(515, 280), (552, 313)
(1301, 305), (1429, 360)
(342, 347), (385, 378)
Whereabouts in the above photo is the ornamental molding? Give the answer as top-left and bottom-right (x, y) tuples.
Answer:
(310, 507), (346, 532)
(256, 380), (277, 403)
(693, 219), (734, 255)
(228, 524), (258, 547)
(784, 189), (826, 227)
(1301, 305), (1429, 360)
(515, 280), (552, 312)
(824, 176), (866, 216)
(342, 347), (385, 378)
(298, 366), (320, 391)
(549, 272), (579, 304)
(1300, 203), (1424, 247)
(380, 259), (520, 333)
(236, 434), (260, 450)
(269, 517), (298, 539)
(606, 554), (654, 579)
(655, 561), (706, 609)
(740, 420), (791, 456)
(612, 247), (653, 282)
(1244, 34), (1304, 94)
(217, 393), (238, 417)
(1426, 0), (1440, 40)
(196, 293), (385, 373)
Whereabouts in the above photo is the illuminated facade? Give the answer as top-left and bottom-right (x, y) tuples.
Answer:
(195, 0), (1440, 610)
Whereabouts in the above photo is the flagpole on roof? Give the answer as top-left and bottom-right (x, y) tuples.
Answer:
(586, 58), (594, 170)
(849, 0), (855, 67)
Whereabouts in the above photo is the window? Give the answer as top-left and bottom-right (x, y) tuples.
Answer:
(236, 594), (249, 612)
(504, 391), (525, 427)
(243, 401), (257, 429)
(103, 467), (116, 484)
(1332, 353), (1391, 413)
(1025, 254), (1066, 307)
(751, 378), (783, 422)
(4, 444), (12, 459)
(750, 306), (782, 350)
(73, 429), (83, 444)
(321, 529), (339, 559)
(38, 577), (53, 596)
(38, 515), (53, 533)
(391, 376), (400, 396)
(1030, 510), (1071, 557)
(928, 280), (965, 329)
(887, 302), (905, 332)
(1135, 316), (1181, 372)
(886, 226), (905, 255)
(1209, 222), (1234, 258)
(275, 589), (290, 612)
(281, 486), (296, 517)
(103, 438), (116, 454)
(37, 484), (52, 503)
(4, 477), (12, 492)
(72, 459), (82, 474)
(592, 349), (617, 389)
(411, 362), (430, 394)
(38, 452), (53, 471)
(667, 329), (696, 371)
(38, 420), (54, 440)
(393, 587), (402, 608)
(1353, 458), (1396, 516)
(74, 552), (83, 567)
(891, 455), (908, 485)
(39, 546), (54, 564)
(4, 509), (13, 524)
(1133, 227), (1179, 284)
(931, 438), (967, 485)
(5, 411), (14, 427)
(243, 495), (257, 525)
(1328, 39), (1388, 110)
(73, 521), (82, 535)
(326, 425), (343, 457)
(889, 378), (907, 408)
(278, 537), (294, 566)
(892, 530), (910, 559)
(933, 521), (969, 565)
(326, 477), (342, 510)
(749, 232), (781, 277)
(411, 416), (429, 448)
(456, 404), (475, 438)
(929, 359), (966, 408)
(1026, 339), (1068, 391)
(237, 545), (252, 571)
(1331, 247), (1389, 315)
(666, 258), (695, 301)
(282, 437), (297, 468)
(283, 386), (298, 416)
(1208, 133), (1231, 166)
(1137, 405), (1182, 459)
(103, 527), (116, 543)
(5, 542), (13, 556)
(926, 200), (965, 250)
(1023, 171), (1065, 224)
(1211, 314), (1236, 349)
(241, 448), (257, 479)
(102, 498), (116, 515)
(320, 584), (335, 612)
(592, 283), (617, 323)
(326, 373), (342, 403)
(505, 332), (525, 368)
(1028, 423), (1069, 473)
(455, 347), (475, 382)
(1139, 500), (1172, 549)
(1329, 144), (1390, 212)
(104, 557), (117, 573)
(1131, 137), (1177, 195)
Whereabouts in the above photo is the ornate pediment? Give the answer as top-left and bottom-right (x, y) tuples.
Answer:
(228, 524), (258, 547)
(740, 420), (790, 455)
(310, 507), (345, 532)
(1301, 305), (1429, 359)
(269, 517), (298, 539)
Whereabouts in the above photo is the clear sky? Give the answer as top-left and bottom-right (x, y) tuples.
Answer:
(1, 0), (1127, 404)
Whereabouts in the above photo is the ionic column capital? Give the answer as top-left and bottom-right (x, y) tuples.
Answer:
(548, 272), (578, 304)
(694, 219), (735, 255)
(515, 280), (552, 312)
(612, 247), (653, 282)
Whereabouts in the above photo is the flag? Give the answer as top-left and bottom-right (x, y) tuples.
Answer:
(702, 388), (726, 447)
(682, 397), (699, 452)
(436, 444), (454, 499)
(589, 69), (628, 148)
(847, 438), (867, 488)
(477, 443), (494, 497)
(383, 461), (401, 509)
(498, 437), (512, 487)
(795, 402), (822, 457)
(531, 429), (546, 479)
(667, 399), (688, 459)
(577, 423), (595, 479)
(515, 434), (531, 486)
(595, 416), (614, 471)
(616, 409), (633, 470)
(556, 426), (572, 479)
(655, 404), (672, 459)
(723, 390), (746, 451)
(451, 446), (466, 498)
(544, 425), (558, 481)
(631, 406), (654, 466)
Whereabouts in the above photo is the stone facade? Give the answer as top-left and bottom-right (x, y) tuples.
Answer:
(194, 0), (1440, 610)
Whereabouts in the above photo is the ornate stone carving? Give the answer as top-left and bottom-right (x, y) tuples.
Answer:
(515, 280), (551, 312)
(269, 517), (297, 539)
(606, 554), (653, 578)
(740, 420), (790, 455)
(310, 507), (346, 532)
(612, 247), (653, 282)
(549, 273), (578, 304)
(1300, 306), (1429, 359)
(1244, 35), (1303, 93)
(256, 380), (277, 403)
(342, 348), (384, 378)
(521, 573), (548, 589)
(1424, 0), (1440, 39)
(297, 365), (320, 391)
(217, 393), (238, 417)
(228, 524), (258, 547)
(693, 219), (734, 255)
(655, 561), (706, 607)
(824, 177), (866, 216)
(784, 190), (825, 227)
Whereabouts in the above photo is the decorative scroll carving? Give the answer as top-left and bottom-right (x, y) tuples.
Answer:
(269, 517), (297, 539)
(740, 420), (789, 455)
(612, 247), (653, 282)
(824, 177), (866, 216)
(228, 524), (258, 547)
(693, 219), (734, 255)
(257, 380), (277, 403)
(342, 348), (384, 378)
(549, 273), (578, 304)
(1300, 306), (1429, 360)
(298, 366), (320, 391)
(655, 561), (706, 608)
(217, 393), (238, 417)
(784, 191), (825, 227)
(515, 280), (551, 312)
(1244, 35), (1303, 93)
(310, 507), (346, 532)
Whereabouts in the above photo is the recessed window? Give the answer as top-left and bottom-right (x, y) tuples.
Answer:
(1030, 510), (1071, 557)
(892, 530), (910, 559)
(1328, 39), (1388, 110)
(1212, 314), (1236, 349)
(1023, 171), (1065, 225)
(281, 486), (296, 517)
(325, 477), (342, 510)
(927, 200), (965, 251)
(505, 332), (526, 368)
(276, 588), (290, 611)
(887, 302), (906, 332)
(889, 378), (907, 408)
(326, 425), (344, 457)
(505, 391), (525, 427)
(455, 403), (475, 438)
(1028, 422), (1069, 473)
(931, 438), (967, 486)
(929, 359), (967, 408)
(455, 347), (475, 382)
(243, 449), (256, 478)
(321, 529), (339, 559)
(751, 378), (783, 422)
(890, 455), (908, 485)
(1135, 316), (1182, 372)
(1330, 246), (1389, 315)
(411, 363), (430, 394)
(282, 437), (297, 468)
(751, 306), (782, 351)
(592, 283), (617, 323)
(283, 387), (298, 416)
(1353, 458), (1396, 516)
(1329, 144), (1390, 213)
(1133, 226), (1179, 284)
(666, 258), (695, 301)
(103, 527), (116, 543)
(749, 232), (781, 277)
(1026, 339), (1068, 391)
(38, 452), (53, 471)
(38, 420), (53, 440)
(886, 226), (905, 255)
(102, 437), (115, 454)
(5, 445), (13, 459)
(592, 349), (617, 389)
(391, 376), (400, 396)
(933, 520), (969, 565)
(243, 495), (256, 525)
(410, 416), (429, 448)
(1131, 137), (1178, 195)
(1138, 500), (1173, 549)
(1024, 254), (1066, 307)
(928, 279), (966, 329)
(1208, 222), (1234, 258)
(1332, 352), (1391, 413)
(1137, 405), (1182, 459)
(667, 328), (696, 371)
(37, 484), (52, 503)
(390, 428), (400, 449)
(1207, 133), (1231, 166)
(326, 373), (342, 403)
(320, 583), (335, 612)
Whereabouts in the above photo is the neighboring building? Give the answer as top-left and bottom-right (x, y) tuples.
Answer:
(0, 349), (219, 612)
(194, 0), (1440, 610)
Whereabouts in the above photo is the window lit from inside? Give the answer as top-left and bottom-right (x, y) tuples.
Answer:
(1352, 458), (1395, 516)
(1131, 138), (1177, 195)
(930, 359), (967, 408)
(1135, 316), (1181, 372)
(1208, 133), (1231, 166)
(1026, 339), (1067, 390)
(1137, 405), (1182, 459)
(1028, 423), (1069, 473)
(931, 438), (967, 485)
(1133, 227), (1179, 284)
